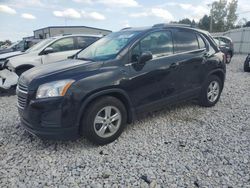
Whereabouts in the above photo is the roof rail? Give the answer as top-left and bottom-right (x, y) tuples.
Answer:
(152, 23), (192, 28)
(121, 27), (132, 30)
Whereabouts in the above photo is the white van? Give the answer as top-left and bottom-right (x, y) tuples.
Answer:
(0, 34), (101, 89)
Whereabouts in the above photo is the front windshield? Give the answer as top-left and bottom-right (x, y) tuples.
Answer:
(77, 31), (140, 61)
(25, 38), (54, 52)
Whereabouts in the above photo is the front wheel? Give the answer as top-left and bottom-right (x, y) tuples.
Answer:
(80, 96), (127, 145)
(198, 75), (223, 107)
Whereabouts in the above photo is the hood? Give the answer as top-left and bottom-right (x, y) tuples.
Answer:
(0, 51), (24, 61)
(20, 59), (103, 89)
(0, 48), (13, 55)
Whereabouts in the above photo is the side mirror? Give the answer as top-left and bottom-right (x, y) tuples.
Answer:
(43, 47), (54, 55)
(139, 51), (153, 64)
(68, 54), (76, 59)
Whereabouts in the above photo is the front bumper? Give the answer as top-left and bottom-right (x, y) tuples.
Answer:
(20, 117), (79, 140)
(17, 92), (81, 140)
(0, 68), (18, 89)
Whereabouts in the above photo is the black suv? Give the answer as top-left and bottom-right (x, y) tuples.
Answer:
(17, 24), (226, 145)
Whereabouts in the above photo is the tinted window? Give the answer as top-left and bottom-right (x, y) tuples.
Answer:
(131, 31), (173, 61)
(197, 35), (206, 49)
(50, 37), (74, 52)
(173, 31), (199, 53)
(77, 37), (99, 49)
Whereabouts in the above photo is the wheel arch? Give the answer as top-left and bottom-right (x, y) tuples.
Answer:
(15, 64), (34, 72)
(207, 69), (225, 89)
(77, 88), (135, 127)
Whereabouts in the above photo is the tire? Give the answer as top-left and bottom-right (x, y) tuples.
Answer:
(16, 67), (31, 77)
(80, 96), (127, 145)
(198, 75), (223, 107)
(225, 53), (232, 64)
(244, 59), (250, 72)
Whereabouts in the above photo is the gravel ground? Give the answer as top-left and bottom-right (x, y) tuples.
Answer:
(0, 55), (249, 187)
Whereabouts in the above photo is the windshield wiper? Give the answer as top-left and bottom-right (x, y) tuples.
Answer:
(76, 57), (95, 62)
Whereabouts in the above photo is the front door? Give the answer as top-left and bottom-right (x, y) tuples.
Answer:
(126, 30), (179, 112)
(41, 37), (79, 64)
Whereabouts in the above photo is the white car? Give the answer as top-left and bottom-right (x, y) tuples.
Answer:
(0, 34), (101, 89)
(0, 51), (24, 66)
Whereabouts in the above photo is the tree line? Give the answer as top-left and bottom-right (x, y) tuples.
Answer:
(173, 0), (249, 33)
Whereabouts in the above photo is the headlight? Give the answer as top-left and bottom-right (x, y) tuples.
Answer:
(36, 79), (75, 99)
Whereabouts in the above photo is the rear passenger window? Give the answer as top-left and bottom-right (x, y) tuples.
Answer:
(131, 31), (173, 61)
(77, 37), (98, 49)
(173, 31), (199, 53)
(197, 35), (206, 49)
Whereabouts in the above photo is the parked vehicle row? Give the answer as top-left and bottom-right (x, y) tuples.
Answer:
(0, 38), (41, 55)
(214, 36), (234, 64)
(17, 24), (226, 145)
(0, 34), (101, 89)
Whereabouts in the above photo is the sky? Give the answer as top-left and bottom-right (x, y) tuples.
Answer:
(0, 0), (250, 41)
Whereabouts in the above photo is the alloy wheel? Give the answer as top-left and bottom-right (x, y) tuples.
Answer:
(207, 81), (220, 103)
(93, 106), (122, 138)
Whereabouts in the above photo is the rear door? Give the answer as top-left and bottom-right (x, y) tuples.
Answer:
(41, 37), (79, 64)
(172, 29), (207, 98)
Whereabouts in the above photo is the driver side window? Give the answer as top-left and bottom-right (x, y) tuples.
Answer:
(131, 31), (173, 62)
(49, 37), (74, 53)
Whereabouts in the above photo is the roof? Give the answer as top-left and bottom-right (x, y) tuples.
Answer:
(34, 26), (112, 33)
(48, 34), (103, 39)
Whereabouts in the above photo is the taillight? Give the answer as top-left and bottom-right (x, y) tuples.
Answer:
(223, 53), (226, 63)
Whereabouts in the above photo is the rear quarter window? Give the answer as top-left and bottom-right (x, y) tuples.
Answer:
(197, 34), (206, 49)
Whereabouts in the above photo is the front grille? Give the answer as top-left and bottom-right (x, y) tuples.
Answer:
(18, 83), (28, 93)
(18, 95), (27, 109)
(17, 83), (28, 109)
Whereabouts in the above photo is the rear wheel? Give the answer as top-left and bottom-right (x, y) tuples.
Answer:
(80, 96), (127, 145)
(244, 59), (250, 72)
(198, 75), (222, 107)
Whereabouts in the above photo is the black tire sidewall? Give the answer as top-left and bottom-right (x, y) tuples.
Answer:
(81, 96), (127, 145)
(244, 60), (250, 72)
(199, 75), (222, 107)
(226, 53), (231, 64)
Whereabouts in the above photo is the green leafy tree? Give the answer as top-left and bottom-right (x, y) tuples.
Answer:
(178, 18), (192, 25)
(244, 21), (250, 27)
(198, 15), (211, 31)
(208, 0), (238, 32)
(211, 0), (227, 32)
(226, 0), (238, 30)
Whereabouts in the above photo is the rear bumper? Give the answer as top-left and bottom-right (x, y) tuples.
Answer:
(21, 117), (79, 140)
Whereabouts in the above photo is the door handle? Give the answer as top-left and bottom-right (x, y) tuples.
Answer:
(170, 62), (179, 69)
